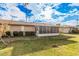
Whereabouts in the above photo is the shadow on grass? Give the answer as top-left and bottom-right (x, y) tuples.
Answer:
(0, 35), (77, 56)
(0, 42), (7, 50)
(69, 33), (79, 35)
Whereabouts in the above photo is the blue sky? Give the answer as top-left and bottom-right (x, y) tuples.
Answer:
(0, 3), (79, 26)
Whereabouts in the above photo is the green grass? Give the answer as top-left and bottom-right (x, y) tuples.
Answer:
(0, 34), (79, 56)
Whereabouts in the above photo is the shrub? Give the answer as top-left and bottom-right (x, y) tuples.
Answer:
(5, 31), (36, 37)
(13, 31), (19, 36)
(6, 31), (11, 36)
(18, 31), (23, 36)
(71, 29), (79, 34)
(25, 32), (35, 36)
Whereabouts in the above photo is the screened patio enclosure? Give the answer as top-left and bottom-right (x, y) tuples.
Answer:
(36, 26), (59, 36)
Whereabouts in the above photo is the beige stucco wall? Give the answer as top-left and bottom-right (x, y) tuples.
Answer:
(10, 25), (22, 31)
(24, 26), (35, 32)
(59, 27), (71, 33)
(9, 25), (35, 32)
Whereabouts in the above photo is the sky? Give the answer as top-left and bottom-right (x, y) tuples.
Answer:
(0, 3), (79, 26)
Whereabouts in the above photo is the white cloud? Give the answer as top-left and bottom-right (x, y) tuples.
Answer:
(40, 6), (53, 20)
(26, 3), (42, 15)
(69, 3), (79, 6)
(0, 3), (26, 21)
(0, 3), (79, 26)
(61, 20), (77, 26)
(26, 3), (63, 22)
(0, 3), (66, 23)
(28, 5), (53, 22)
(52, 3), (61, 8)
(28, 3), (77, 24)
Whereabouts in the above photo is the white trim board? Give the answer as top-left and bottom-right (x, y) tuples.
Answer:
(36, 33), (59, 37)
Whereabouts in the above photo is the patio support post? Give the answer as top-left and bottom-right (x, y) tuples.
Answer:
(23, 31), (25, 36)
(10, 31), (14, 37)
(21, 26), (25, 36)
(36, 26), (39, 36)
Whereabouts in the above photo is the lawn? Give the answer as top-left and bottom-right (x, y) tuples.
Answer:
(0, 34), (79, 56)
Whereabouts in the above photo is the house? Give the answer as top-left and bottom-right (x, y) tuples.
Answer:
(0, 19), (59, 37)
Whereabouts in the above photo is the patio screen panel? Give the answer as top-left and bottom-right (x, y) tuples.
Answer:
(39, 26), (59, 34)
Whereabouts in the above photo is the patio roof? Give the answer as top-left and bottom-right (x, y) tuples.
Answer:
(0, 19), (57, 27)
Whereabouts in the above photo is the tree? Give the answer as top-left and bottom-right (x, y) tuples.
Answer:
(0, 23), (9, 45)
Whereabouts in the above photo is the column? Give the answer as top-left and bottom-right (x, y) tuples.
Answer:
(21, 26), (25, 36)
(10, 31), (14, 37)
(36, 26), (39, 36)
(23, 31), (25, 36)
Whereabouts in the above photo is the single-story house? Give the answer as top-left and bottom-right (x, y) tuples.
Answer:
(0, 20), (60, 37)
